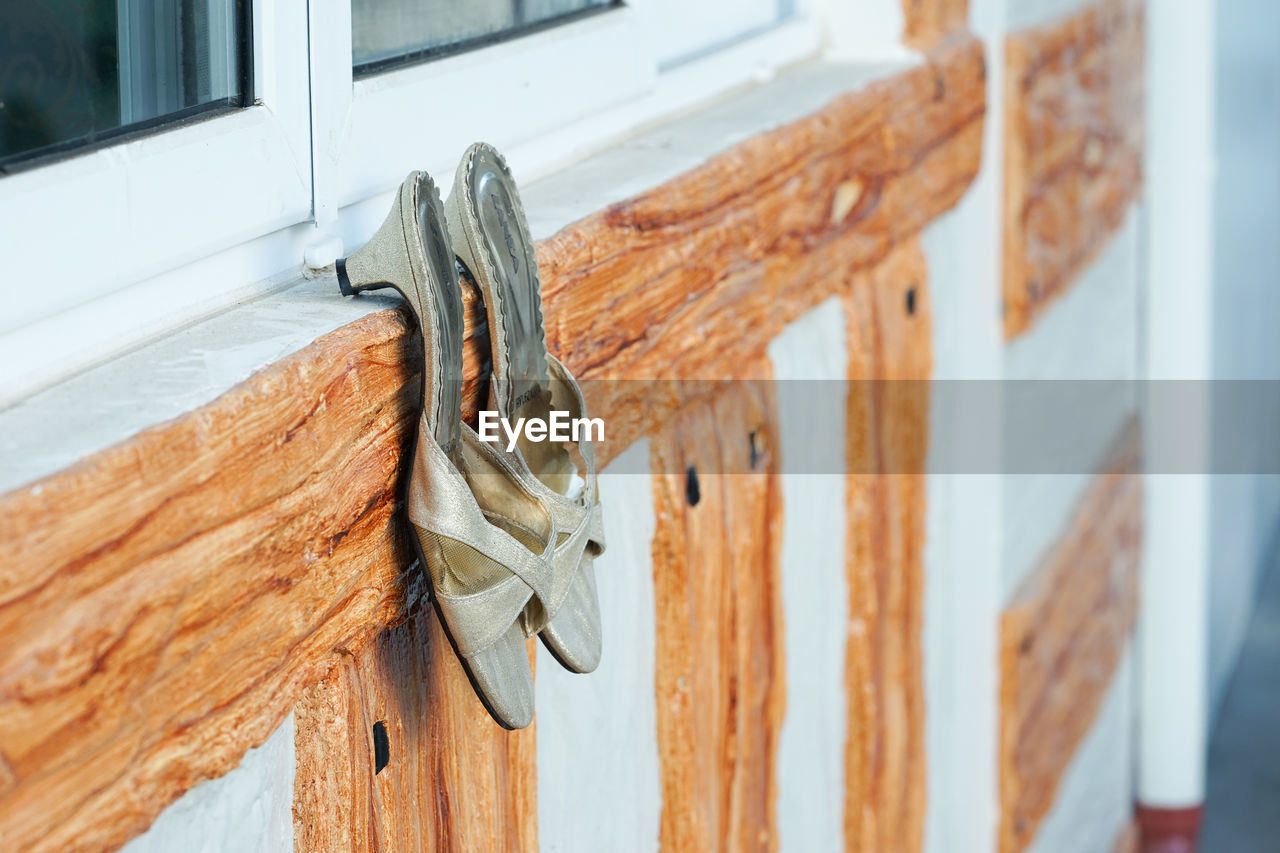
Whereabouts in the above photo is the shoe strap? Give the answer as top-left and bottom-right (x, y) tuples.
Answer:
(547, 355), (601, 503)
(432, 572), (540, 656)
(407, 428), (557, 645)
(526, 501), (605, 634)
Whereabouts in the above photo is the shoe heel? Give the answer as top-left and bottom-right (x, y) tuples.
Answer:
(335, 258), (373, 296)
(336, 178), (419, 306)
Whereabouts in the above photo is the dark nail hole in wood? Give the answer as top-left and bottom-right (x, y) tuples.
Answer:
(373, 721), (390, 775)
(905, 286), (917, 315)
(749, 431), (762, 469)
(1020, 636), (1034, 655)
(933, 73), (946, 101)
(685, 466), (701, 506)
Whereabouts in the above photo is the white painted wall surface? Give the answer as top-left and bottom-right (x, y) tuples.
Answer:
(768, 299), (848, 852)
(1206, 0), (1280, 721)
(918, 0), (1006, 846)
(121, 715), (295, 853)
(536, 441), (662, 853)
(918, 43), (1005, 851)
(1002, 213), (1141, 599)
(1027, 654), (1134, 853)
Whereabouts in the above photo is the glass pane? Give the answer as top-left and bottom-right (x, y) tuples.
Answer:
(353, 0), (615, 71)
(0, 0), (247, 170)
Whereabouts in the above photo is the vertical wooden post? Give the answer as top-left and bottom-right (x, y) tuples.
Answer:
(651, 378), (787, 853)
(843, 241), (932, 853)
(293, 600), (538, 852)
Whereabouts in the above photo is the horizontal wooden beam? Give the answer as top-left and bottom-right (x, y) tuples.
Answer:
(1002, 0), (1144, 337)
(901, 0), (970, 49)
(998, 421), (1142, 853)
(0, 39), (985, 852)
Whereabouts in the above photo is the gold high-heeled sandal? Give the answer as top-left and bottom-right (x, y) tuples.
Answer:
(338, 171), (558, 729)
(445, 143), (607, 674)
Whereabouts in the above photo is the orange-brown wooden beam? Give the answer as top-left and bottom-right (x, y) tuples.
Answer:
(650, 375), (786, 853)
(843, 240), (932, 853)
(901, 0), (971, 49)
(1003, 0), (1144, 337)
(292, 600), (538, 852)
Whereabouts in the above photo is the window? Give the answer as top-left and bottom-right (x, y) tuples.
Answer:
(352, 0), (616, 71)
(0, 0), (310, 357)
(1, 0), (250, 170)
(0, 0), (849, 406)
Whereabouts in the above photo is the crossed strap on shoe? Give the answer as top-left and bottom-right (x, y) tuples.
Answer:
(407, 426), (558, 656)
(526, 491), (605, 635)
(509, 354), (607, 635)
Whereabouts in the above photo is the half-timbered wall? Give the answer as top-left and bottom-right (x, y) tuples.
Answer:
(0, 0), (1187, 848)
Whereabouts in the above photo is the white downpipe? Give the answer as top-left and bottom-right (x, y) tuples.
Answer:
(1139, 0), (1214, 809)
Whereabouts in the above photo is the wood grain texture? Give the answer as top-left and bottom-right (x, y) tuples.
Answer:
(650, 377), (786, 853)
(0, 313), (422, 853)
(901, 0), (969, 49)
(998, 423), (1142, 853)
(292, 600), (537, 853)
(0, 41), (984, 851)
(539, 36), (984, 461)
(843, 241), (932, 853)
(1003, 0), (1144, 337)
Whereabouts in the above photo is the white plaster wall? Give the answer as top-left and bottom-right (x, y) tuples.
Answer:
(768, 299), (848, 852)
(918, 38), (1006, 849)
(1027, 654), (1135, 853)
(121, 715), (295, 853)
(536, 441), (662, 853)
(1002, 212), (1141, 599)
(1206, 0), (1280, 720)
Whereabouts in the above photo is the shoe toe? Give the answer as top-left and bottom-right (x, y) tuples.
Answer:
(465, 622), (535, 729)
(540, 556), (603, 673)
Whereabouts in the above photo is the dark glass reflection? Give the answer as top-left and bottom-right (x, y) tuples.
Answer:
(0, 0), (247, 170)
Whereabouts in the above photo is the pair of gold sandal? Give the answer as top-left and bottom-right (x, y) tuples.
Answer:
(337, 144), (605, 729)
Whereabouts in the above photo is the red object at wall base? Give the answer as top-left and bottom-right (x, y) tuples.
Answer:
(1137, 805), (1203, 853)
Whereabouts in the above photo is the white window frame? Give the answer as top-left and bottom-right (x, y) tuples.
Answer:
(310, 0), (822, 238)
(314, 5), (649, 223)
(0, 0), (313, 338)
